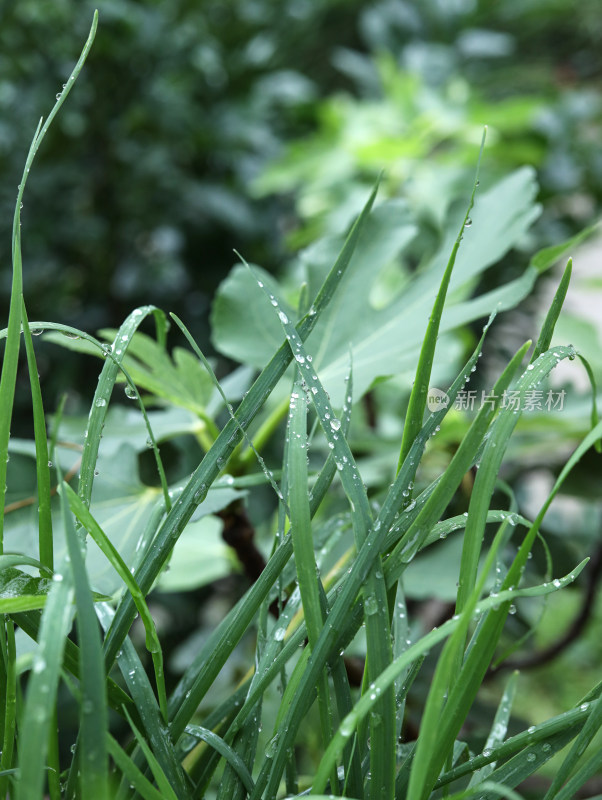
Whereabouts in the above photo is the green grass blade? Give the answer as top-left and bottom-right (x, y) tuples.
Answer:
(16, 566), (74, 800)
(96, 605), (191, 799)
(447, 781), (525, 800)
(65, 485), (167, 720)
(413, 419), (602, 798)
(60, 480), (109, 800)
(576, 353), (601, 451)
(311, 562), (585, 793)
(287, 375), (337, 788)
(0, 12), (97, 550)
(468, 671), (518, 787)
(186, 725), (255, 794)
(107, 735), (165, 800)
(122, 708), (179, 800)
(397, 128), (486, 474)
(21, 300), (53, 569)
(104, 184), (379, 685)
(385, 340), (532, 586)
(77, 306), (168, 509)
(530, 258), (572, 362)
(248, 264), (395, 799)
(543, 684), (602, 798)
(0, 620), (17, 799)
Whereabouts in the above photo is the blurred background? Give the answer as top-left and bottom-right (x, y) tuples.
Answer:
(2, 2), (602, 793)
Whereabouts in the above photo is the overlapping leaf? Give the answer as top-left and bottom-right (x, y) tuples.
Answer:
(212, 170), (579, 405)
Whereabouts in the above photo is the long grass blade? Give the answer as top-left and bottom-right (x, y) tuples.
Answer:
(96, 605), (191, 800)
(248, 265), (395, 799)
(412, 417), (602, 798)
(21, 300), (53, 568)
(311, 561), (585, 793)
(185, 726), (256, 795)
(0, 12), (97, 550)
(0, 620), (17, 799)
(104, 183), (379, 691)
(60, 479), (109, 800)
(530, 258), (572, 362)
(287, 375), (338, 788)
(107, 735), (165, 800)
(543, 682), (602, 798)
(65, 485), (167, 720)
(15, 565), (74, 800)
(397, 128), (487, 474)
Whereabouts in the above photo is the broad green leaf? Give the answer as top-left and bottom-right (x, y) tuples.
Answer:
(4, 433), (242, 595)
(213, 170), (549, 405)
(0, 568), (53, 612)
(97, 328), (217, 418)
(154, 515), (234, 592)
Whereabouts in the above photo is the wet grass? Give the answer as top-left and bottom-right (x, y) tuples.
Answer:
(1, 13), (601, 800)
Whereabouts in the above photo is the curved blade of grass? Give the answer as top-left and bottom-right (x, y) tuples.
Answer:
(21, 300), (53, 569)
(15, 564), (74, 800)
(0, 319), (173, 509)
(413, 418), (602, 798)
(0, 12), (97, 551)
(397, 129), (486, 474)
(311, 561), (586, 793)
(248, 264), (395, 800)
(0, 554), (53, 575)
(576, 353), (601, 452)
(107, 735), (165, 800)
(59, 479), (108, 800)
(170, 312), (285, 504)
(122, 708), (179, 800)
(249, 330), (505, 798)
(185, 726), (255, 795)
(543, 684), (602, 798)
(456, 345), (577, 617)
(96, 605), (190, 800)
(103, 184), (379, 676)
(436, 690), (601, 789)
(447, 781), (524, 800)
(77, 306), (169, 511)
(65, 484), (167, 719)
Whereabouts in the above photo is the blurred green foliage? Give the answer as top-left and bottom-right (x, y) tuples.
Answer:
(2, 0), (600, 345)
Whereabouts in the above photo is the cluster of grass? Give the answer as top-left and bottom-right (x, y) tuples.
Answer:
(1, 15), (602, 800)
